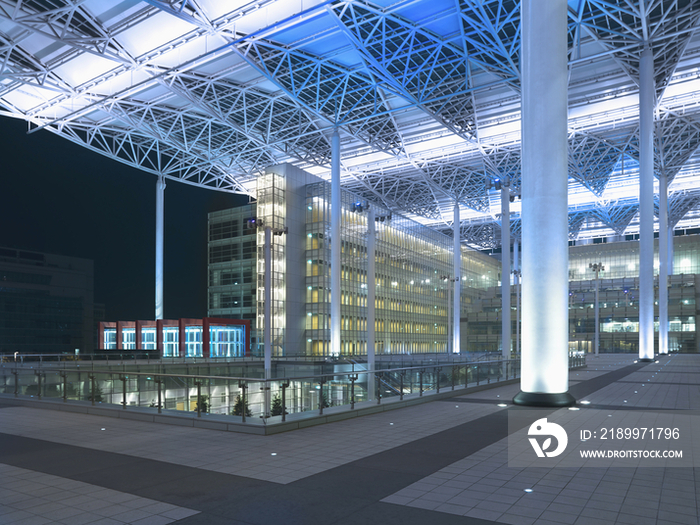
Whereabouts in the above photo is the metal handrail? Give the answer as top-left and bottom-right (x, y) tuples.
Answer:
(8, 358), (523, 385)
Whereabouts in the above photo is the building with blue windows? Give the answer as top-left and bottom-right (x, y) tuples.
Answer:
(98, 318), (250, 358)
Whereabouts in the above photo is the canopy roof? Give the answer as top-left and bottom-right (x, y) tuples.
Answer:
(2, 0), (700, 248)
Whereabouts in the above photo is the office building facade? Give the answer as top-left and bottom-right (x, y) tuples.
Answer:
(468, 235), (700, 354)
(208, 164), (501, 357)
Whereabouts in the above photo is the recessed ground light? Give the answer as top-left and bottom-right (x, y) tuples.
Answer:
(271, 453), (277, 456)
(623, 400), (627, 403)
(497, 403), (508, 407)
(101, 428), (106, 431)
(580, 400), (591, 405)
(524, 489), (533, 493)
(390, 423), (394, 425)
(569, 407), (579, 411)
(455, 405), (459, 408)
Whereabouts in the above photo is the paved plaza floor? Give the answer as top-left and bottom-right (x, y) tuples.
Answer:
(1, 354), (698, 524)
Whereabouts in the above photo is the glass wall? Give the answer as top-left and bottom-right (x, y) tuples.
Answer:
(304, 181), (499, 356)
(210, 325), (245, 357)
(207, 204), (258, 340)
(569, 235), (700, 280)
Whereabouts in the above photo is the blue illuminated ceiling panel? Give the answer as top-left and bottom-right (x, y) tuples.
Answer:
(1, 0), (700, 248)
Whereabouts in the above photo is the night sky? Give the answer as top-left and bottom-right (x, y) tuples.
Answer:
(0, 117), (248, 321)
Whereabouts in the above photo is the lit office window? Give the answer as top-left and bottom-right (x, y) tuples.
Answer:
(163, 327), (179, 357)
(104, 328), (116, 350)
(186, 327), (203, 357)
(142, 328), (157, 350)
(210, 326), (245, 357)
(122, 328), (135, 350)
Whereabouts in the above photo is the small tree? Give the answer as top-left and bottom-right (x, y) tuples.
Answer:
(195, 394), (209, 413)
(232, 395), (252, 417)
(320, 391), (332, 409)
(89, 382), (103, 403)
(270, 394), (288, 416)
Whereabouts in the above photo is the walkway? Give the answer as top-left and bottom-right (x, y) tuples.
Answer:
(1, 354), (698, 525)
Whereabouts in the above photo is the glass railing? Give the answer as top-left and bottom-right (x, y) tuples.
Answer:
(0, 354), (586, 426)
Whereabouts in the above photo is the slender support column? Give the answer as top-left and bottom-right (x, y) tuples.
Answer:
(263, 226), (272, 417)
(514, 240), (521, 356)
(659, 173), (669, 355)
(447, 283), (452, 353)
(668, 225), (674, 275)
(367, 207), (376, 398)
(264, 227), (272, 379)
(639, 47), (655, 362)
(331, 130), (341, 357)
(514, 0), (574, 406)
(595, 277), (600, 356)
(155, 175), (166, 320)
(501, 187), (511, 360)
(453, 204), (461, 354)
(590, 263), (604, 356)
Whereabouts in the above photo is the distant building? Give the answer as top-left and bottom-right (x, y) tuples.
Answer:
(97, 317), (250, 358)
(208, 164), (501, 357)
(467, 235), (700, 354)
(0, 247), (94, 355)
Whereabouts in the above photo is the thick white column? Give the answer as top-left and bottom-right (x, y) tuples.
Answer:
(659, 173), (669, 354)
(501, 187), (511, 360)
(155, 175), (166, 320)
(330, 130), (341, 357)
(639, 47), (655, 362)
(514, 0), (574, 406)
(367, 207), (376, 398)
(453, 204), (461, 353)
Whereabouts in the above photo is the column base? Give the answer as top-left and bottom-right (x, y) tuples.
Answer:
(512, 391), (576, 407)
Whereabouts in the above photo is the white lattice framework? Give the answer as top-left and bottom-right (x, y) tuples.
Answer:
(2, 0), (700, 248)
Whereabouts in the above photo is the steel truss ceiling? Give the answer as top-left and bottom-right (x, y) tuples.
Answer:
(1, 0), (700, 249)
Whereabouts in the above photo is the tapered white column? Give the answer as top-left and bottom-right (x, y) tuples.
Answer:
(659, 172), (669, 354)
(501, 187), (511, 360)
(453, 204), (461, 353)
(639, 47), (655, 362)
(331, 130), (341, 357)
(514, 0), (574, 406)
(155, 175), (166, 320)
(367, 207), (376, 397)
